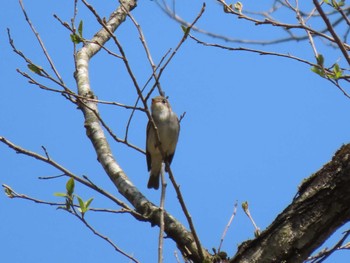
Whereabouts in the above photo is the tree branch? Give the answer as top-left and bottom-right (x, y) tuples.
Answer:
(73, 0), (210, 261)
(313, 0), (350, 65)
(230, 144), (350, 263)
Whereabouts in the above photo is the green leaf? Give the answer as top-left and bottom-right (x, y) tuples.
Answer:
(85, 198), (94, 210)
(316, 54), (324, 67)
(4, 186), (14, 198)
(311, 66), (325, 77)
(338, 0), (345, 7)
(70, 33), (83, 44)
(27, 63), (43, 75)
(234, 2), (243, 13)
(332, 63), (343, 79)
(334, 63), (340, 72)
(77, 195), (85, 213)
(311, 66), (320, 74)
(331, 0), (338, 8)
(66, 177), (75, 196)
(54, 192), (67, 197)
(242, 201), (248, 212)
(181, 25), (190, 36)
(78, 20), (83, 37)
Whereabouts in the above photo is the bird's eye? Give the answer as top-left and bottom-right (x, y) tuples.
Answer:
(162, 99), (166, 104)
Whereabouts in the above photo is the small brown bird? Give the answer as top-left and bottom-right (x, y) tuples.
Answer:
(146, 96), (180, 189)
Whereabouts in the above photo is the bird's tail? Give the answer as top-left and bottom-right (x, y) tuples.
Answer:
(147, 172), (160, 190)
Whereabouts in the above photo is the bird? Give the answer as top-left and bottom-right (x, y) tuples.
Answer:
(146, 96), (180, 190)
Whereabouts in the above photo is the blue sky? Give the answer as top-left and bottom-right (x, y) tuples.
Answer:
(1, 0), (350, 262)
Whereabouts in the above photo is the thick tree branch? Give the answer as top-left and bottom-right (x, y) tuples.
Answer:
(230, 144), (350, 263)
(73, 0), (209, 261)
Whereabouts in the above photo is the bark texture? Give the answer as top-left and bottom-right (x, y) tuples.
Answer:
(230, 144), (350, 263)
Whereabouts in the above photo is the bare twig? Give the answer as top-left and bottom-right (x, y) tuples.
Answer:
(41, 145), (51, 160)
(81, 0), (148, 111)
(191, 32), (350, 99)
(190, 34), (316, 67)
(127, 12), (164, 95)
(124, 49), (171, 142)
(152, 3), (206, 98)
(288, 0), (319, 58)
(167, 165), (205, 261)
(313, 0), (350, 65)
(179, 112), (186, 123)
(337, 6), (350, 26)
(7, 28), (75, 102)
(174, 250), (181, 263)
(158, 167), (166, 263)
(242, 201), (260, 236)
(15, 68), (76, 103)
(73, 210), (140, 263)
(306, 230), (350, 262)
(0, 136), (141, 218)
(77, 99), (146, 154)
(218, 201), (238, 253)
(53, 14), (72, 32)
(19, 0), (64, 84)
(16, 67), (147, 110)
(71, 0), (79, 63)
(325, 77), (350, 99)
(2, 184), (133, 214)
(38, 174), (66, 180)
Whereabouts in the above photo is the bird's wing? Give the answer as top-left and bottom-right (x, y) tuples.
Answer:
(146, 121), (152, 171)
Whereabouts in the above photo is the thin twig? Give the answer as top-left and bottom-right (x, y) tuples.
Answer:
(53, 14), (72, 32)
(41, 145), (51, 160)
(69, 0), (80, 69)
(2, 184), (133, 214)
(19, 0), (64, 84)
(217, 0), (350, 50)
(306, 230), (350, 262)
(174, 250), (181, 263)
(157, 0), (350, 48)
(337, 6), (350, 26)
(89, 40), (123, 59)
(242, 201), (260, 236)
(123, 49), (170, 142)
(167, 166), (204, 261)
(0, 136), (142, 218)
(38, 174), (66, 180)
(158, 167), (166, 263)
(16, 68), (75, 103)
(77, 99), (146, 154)
(190, 34), (316, 67)
(81, 0), (148, 111)
(126, 11), (164, 95)
(313, 0), (350, 65)
(15, 67), (147, 110)
(124, 48), (171, 142)
(7, 28), (75, 100)
(74, 211), (140, 263)
(179, 112), (186, 123)
(143, 48), (172, 102)
(325, 77), (350, 99)
(152, 3), (206, 98)
(218, 201), (238, 253)
(287, 0), (319, 58)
